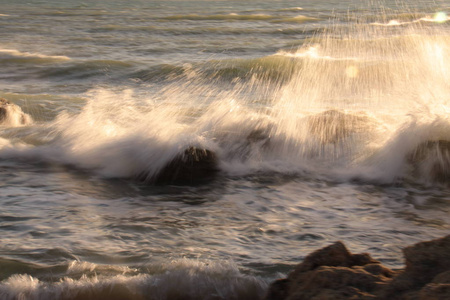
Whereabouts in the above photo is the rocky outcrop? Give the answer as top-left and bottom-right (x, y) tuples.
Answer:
(0, 98), (32, 126)
(148, 146), (219, 185)
(265, 235), (450, 300)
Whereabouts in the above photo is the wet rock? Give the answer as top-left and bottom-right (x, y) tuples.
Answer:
(265, 235), (450, 300)
(216, 126), (271, 162)
(265, 241), (387, 300)
(151, 147), (219, 185)
(408, 140), (450, 183)
(307, 110), (369, 144)
(0, 98), (32, 126)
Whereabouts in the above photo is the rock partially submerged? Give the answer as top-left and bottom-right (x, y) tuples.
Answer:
(0, 98), (32, 126)
(408, 140), (450, 183)
(307, 110), (370, 144)
(265, 235), (450, 300)
(142, 146), (219, 185)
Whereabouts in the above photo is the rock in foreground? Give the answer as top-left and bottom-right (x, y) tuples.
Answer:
(265, 235), (450, 300)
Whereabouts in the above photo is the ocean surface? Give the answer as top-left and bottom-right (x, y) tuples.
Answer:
(1, 0), (449, 299)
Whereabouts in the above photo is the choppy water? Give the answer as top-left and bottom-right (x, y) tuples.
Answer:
(1, 0), (450, 299)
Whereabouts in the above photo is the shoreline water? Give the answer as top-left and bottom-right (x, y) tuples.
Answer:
(0, 235), (448, 299)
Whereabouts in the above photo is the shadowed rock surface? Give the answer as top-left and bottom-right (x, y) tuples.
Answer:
(408, 140), (450, 183)
(151, 147), (219, 185)
(265, 235), (450, 300)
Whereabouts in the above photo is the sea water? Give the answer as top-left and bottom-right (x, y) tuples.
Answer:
(0, 0), (449, 299)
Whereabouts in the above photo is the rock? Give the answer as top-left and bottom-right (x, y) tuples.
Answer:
(0, 98), (32, 126)
(382, 234), (450, 299)
(307, 110), (369, 144)
(432, 271), (450, 284)
(408, 140), (450, 183)
(150, 146), (219, 185)
(265, 241), (387, 300)
(419, 283), (450, 300)
(289, 241), (380, 278)
(216, 127), (271, 162)
(265, 235), (450, 300)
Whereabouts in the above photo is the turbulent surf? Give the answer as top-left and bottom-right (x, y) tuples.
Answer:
(0, 0), (449, 299)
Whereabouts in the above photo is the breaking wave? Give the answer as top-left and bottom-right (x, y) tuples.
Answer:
(1, 11), (450, 186)
(0, 48), (70, 63)
(0, 259), (268, 300)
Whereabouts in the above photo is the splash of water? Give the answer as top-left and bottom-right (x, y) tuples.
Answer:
(1, 8), (450, 185)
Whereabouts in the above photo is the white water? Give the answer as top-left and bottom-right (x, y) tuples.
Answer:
(0, 1), (449, 299)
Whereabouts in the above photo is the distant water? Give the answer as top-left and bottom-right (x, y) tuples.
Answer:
(1, 0), (449, 299)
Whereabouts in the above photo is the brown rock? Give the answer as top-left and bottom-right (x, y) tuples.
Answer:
(432, 271), (450, 284)
(266, 242), (384, 300)
(291, 241), (378, 276)
(265, 235), (450, 300)
(383, 235), (450, 299)
(403, 234), (450, 284)
(419, 283), (450, 300)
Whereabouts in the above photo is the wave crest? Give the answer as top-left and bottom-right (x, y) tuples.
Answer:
(0, 260), (267, 300)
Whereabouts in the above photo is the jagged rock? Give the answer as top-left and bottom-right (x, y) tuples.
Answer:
(382, 234), (450, 299)
(419, 283), (450, 300)
(265, 241), (388, 300)
(150, 147), (219, 185)
(0, 98), (32, 126)
(265, 235), (450, 300)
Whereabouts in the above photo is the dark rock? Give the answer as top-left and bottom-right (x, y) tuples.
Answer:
(265, 279), (290, 300)
(290, 241), (378, 276)
(382, 234), (450, 299)
(432, 271), (450, 284)
(265, 235), (450, 300)
(266, 241), (383, 300)
(419, 283), (450, 300)
(150, 147), (219, 185)
(408, 140), (450, 183)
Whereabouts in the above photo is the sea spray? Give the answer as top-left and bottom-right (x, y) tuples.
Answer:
(2, 18), (450, 184)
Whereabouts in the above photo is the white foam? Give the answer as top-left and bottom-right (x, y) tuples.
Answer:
(1, 20), (450, 185)
(276, 46), (359, 61)
(0, 48), (70, 61)
(0, 260), (268, 300)
(67, 260), (138, 275)
(0, 100), (33, 127)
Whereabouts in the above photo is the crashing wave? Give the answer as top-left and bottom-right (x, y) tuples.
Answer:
(408, 140), (450, 183)
(0, 98), (32, 127)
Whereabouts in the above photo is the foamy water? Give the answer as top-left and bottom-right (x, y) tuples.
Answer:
(0, 0), (449, 299)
